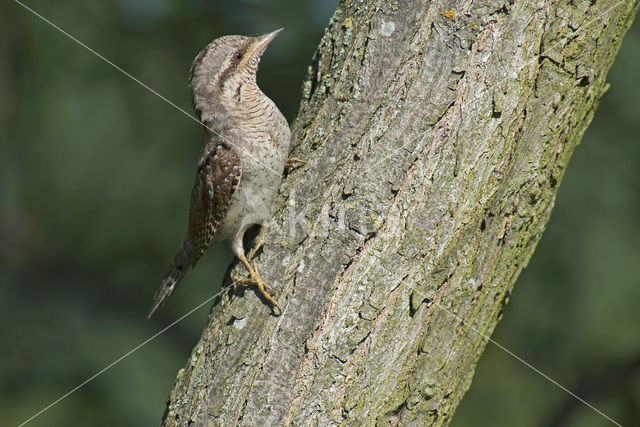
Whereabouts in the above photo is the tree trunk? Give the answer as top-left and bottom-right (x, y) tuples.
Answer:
(162, 0), (639, 425)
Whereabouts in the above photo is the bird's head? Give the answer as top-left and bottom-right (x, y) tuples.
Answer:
(189, 29), (282, 113)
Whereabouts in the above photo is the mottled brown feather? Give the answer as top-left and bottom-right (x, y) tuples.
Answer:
(188, 142), (241, 266)
(148, 142), (241, 317)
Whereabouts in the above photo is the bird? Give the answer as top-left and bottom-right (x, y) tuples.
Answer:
(148, 29), (291, 317)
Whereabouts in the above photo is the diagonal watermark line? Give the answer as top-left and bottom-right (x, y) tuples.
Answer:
(13, 0), (628, 425)
(388, 11), (627, 425)
(17, 282), (234, 427)
(12, 2), (287, 424)
(421, 291), (622, 426)
(13, 0), (281, 178)
(17, 243), (281, 427)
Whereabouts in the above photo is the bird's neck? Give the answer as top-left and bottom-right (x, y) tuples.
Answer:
(234, 81), (273, 118)
(194, 75), (276, 143)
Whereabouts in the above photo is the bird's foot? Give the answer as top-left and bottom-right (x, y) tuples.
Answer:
(233, 258), (282, 315)
(232, 273), (273, 293)
(284, 157), (306, 172)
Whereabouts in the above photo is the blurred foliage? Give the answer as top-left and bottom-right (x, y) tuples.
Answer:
(0, 1), (637, 426)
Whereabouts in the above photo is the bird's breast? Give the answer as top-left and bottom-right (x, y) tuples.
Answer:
(214, 95), (290, 243)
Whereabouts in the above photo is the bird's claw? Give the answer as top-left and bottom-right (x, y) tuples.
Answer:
(284, 157), (306, 172)
(232, 262), (281, 315)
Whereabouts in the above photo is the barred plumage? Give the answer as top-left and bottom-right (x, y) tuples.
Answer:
(148, 30), (290, 317)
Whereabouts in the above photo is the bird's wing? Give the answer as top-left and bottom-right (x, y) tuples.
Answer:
(188, 142), (241, 266)
(147, 142), (241, 318)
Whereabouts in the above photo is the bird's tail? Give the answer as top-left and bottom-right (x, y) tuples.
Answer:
(148, 240), (194, 317)
(147, 265), (186, 317)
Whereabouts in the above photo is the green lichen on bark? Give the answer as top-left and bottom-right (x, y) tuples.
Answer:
(162, 0), (639, 425)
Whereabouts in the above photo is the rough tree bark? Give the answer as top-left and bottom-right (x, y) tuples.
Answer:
(162, 0), (638, 425)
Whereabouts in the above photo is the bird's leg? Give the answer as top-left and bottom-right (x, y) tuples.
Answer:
(284, 157), (306, 172)
(233, 252), (282, 315)
(247, 224), (266, 261)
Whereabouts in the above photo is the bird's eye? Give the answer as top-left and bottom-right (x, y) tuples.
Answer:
(235, 52), (242, 59)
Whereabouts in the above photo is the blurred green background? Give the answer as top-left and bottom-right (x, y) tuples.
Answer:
(0, 1), (637, 426)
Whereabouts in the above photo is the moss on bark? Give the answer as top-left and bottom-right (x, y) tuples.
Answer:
(162, 0), (639, 425)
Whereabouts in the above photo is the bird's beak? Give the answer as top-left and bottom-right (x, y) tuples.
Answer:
(248, 28), (283, 60)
